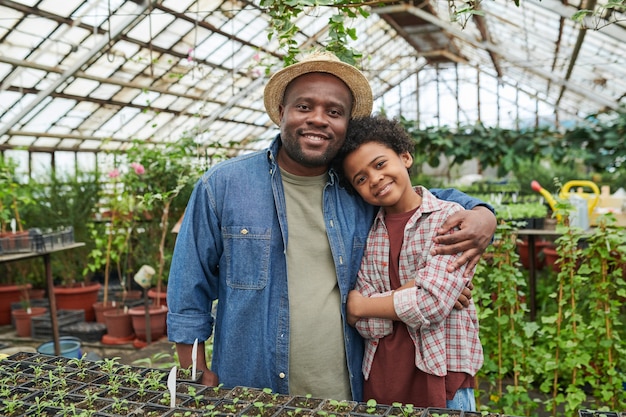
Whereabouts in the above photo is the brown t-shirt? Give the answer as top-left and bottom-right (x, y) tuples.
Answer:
(363, 208), (472, 407)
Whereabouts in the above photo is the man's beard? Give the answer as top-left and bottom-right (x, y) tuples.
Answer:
(281, 136), (336, 168)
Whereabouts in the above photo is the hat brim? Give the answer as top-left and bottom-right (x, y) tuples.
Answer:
(263, 59), (373, 126)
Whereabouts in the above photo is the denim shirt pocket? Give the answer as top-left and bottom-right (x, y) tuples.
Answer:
(223, 225), (271, 289)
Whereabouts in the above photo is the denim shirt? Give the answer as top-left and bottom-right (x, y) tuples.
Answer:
(167, 136), (490, 400)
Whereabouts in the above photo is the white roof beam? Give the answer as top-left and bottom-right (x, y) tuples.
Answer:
(526, 0), (626, 43)
(0, 0), (158, 138)
(372, 4), (621, 111)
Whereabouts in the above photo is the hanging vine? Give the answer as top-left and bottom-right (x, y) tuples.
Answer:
(258, 0), (370, 65)
(257, 0), (626, 66)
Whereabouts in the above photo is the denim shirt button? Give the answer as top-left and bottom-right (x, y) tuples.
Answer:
(279, 372), (286, 379)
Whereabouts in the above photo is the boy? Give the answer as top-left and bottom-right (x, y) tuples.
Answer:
(334, 115), (483, 409)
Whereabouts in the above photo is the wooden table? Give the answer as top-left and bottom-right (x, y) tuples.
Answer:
(0, 243), (85, 355)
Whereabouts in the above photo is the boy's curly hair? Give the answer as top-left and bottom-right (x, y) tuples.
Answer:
(333, 115), (415, 193)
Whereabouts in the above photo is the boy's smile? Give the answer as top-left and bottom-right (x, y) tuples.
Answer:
(343, 141), (421, 214)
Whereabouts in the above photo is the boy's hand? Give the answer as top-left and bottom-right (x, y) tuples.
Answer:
(346, 289), (364, 327)
(454, 282), (474, 310)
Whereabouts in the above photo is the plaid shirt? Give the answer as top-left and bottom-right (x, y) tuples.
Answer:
(355, 186), (484, 378)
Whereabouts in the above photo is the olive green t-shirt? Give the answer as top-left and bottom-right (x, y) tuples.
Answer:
(281, 168), (351, 400)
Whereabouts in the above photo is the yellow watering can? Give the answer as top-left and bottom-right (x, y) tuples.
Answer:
(531, 180), (600, 223)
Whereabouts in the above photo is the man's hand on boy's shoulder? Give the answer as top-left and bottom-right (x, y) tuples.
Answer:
(431, 206), (497, 275)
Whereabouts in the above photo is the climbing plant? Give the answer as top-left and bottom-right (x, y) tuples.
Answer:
(474, 223), (539, 416)
(474, 217), (626, 416)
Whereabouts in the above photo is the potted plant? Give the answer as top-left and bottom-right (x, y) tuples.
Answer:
(351, 399), (391, 416)
(0, 259), (39, 327)
(0, 156), (34, 326)
(541, 244), (561, 272)
(52, 276), (101, 322)
(128, 302), (168, 345)
(495, 201), (548, 229)
(20, 169), (103, 322)
(124, 137), (204, 308)
(85, 164), (141, 323)
(0, 281), (31, 326)
(11, 283), (47, 337)
(0, 156), (28, 239)
(102, 305), (135, 344)
(108, 138), (203, 344)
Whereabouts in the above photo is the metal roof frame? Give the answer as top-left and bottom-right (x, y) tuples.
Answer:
(0, 0), (624, 158)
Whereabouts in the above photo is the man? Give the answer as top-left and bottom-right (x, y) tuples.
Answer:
(167, 51), (496, 401)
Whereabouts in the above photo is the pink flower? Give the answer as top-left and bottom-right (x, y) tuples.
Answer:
(131, 162), (145, 175)
(108, 169), (120, 179)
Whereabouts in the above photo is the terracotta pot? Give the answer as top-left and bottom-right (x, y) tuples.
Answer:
(103, 309), (134, 340)
(148, 287), (167, 308)
(12, 306), (48, 337)
(128, 305), (168, 342)
(115, 290), (143, 302)
(542, 246), (561, 273)
(29, 288), (46, 299)
(53, 283), (101, 322)
(0, 284), (31, 325)
(0, 231), (30, 252)
(93, 300), (119, 323)
(517, 239), (551, 270)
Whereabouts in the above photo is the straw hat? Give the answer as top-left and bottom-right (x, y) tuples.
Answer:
(263, 51), (373, 126)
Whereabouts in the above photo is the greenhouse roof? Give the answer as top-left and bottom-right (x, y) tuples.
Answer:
(0, 0), (625, 156)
